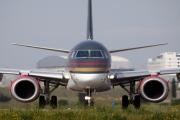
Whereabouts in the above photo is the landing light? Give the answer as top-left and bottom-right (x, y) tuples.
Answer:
(85, 96), (91, 100)
(64, 74), (71, 79)
(108, 75), (115, 79)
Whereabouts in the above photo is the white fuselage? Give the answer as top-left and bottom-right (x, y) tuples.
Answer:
(67, 72), (111, 92)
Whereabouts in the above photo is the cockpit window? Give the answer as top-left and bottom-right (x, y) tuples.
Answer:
(76, 51), (89, 58)
(102, 51), (108, 58)
(75, 50), (104, 58)
(90, 51), (103, 58)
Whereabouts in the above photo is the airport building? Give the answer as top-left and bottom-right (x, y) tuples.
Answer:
(37, 56), (68, 72)
(148, 52), (180, 89)
(148, 52), (180, 70)
(37, 55), (133, 71)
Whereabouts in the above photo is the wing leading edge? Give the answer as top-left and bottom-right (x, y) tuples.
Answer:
(12, 43), (69, 53)
(109, 43), (168, 53)
(0, 68), (68, 85)
(110, 68), (180, 86)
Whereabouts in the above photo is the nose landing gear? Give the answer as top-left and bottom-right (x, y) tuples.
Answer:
(84, 87), (94, 106)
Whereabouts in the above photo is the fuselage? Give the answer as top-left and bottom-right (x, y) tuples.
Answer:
(66, 40), (112, 92)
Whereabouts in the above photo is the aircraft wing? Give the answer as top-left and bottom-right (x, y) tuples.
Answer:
(12, 43), (69, 53)
(110, 68), (180, 86)
(0, 68), (68, 85)
(109, 43), (167, 53)
(110, 70), (151, 85)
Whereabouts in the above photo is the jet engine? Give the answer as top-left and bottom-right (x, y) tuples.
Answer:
(138, 76), (169, 103)
(10, 75), (40, 102)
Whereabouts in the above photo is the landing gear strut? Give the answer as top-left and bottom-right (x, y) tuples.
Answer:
(120, 81), (140, 109)
(39, 80), (59, 109)
(84, 87), (94, 106)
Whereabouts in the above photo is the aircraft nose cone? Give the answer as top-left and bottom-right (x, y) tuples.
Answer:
(71, 73), (107, 88)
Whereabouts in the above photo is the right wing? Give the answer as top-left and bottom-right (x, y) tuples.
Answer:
(110, 70), (151, 85)
(109, 43), (167, 53)
(12, 43), (69, 53)
(110, 68), (180, 86)
(109, 68), (180, 103)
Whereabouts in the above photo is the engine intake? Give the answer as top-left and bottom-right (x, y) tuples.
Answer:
(138, 76), (169, 103)
(10, 75), (40, 102)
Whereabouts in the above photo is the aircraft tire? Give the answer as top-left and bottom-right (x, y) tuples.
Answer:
(51, 96), (57, 109)
(84, 100), (88, 106)
(90, 101), (94, 106)
(84, 100), (94, 106)
(133, 95), (140, 109)
(122, 95), (129, 109)
(39, 96), (46, 109)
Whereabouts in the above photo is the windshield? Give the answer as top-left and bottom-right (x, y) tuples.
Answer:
(74, 50), (104, 58)
(90, 51), (103, 58)
(76, 51), (89, 58)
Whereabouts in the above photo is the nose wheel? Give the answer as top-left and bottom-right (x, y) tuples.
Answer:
(85, 96), (94, 106)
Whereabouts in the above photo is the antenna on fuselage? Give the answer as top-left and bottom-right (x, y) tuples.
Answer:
(86, 0), (93, 40)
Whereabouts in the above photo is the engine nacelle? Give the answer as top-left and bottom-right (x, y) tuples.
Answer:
(138, 76), (169, 103)
(10, 75), (40, 102)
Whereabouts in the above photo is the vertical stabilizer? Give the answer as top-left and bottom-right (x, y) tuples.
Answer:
(86, 0), (93, 40)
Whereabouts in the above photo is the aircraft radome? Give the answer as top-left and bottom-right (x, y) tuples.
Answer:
(0, 0), (179, 109)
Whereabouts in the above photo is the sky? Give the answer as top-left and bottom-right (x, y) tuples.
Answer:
(0, 0), (180, 70)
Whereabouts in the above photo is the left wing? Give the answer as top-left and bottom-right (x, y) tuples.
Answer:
(12, 43), (69, 53)
(0, 68), (68, 85)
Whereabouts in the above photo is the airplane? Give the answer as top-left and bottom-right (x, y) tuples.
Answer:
(0, 0), (180, 109)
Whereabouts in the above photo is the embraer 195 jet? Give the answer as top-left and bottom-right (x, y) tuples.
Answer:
(0, 0), (180, 109)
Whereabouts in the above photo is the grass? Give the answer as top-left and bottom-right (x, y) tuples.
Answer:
(1, 87), (180, 119)
(0, 104), (180, 120)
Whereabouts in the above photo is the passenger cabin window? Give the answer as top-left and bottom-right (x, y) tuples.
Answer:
(75, 50), (104, 58)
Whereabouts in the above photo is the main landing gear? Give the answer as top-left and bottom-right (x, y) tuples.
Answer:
(39, 80), (59, 109)
(120, 81), (141, 109)
(122, 95), (140, 109)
